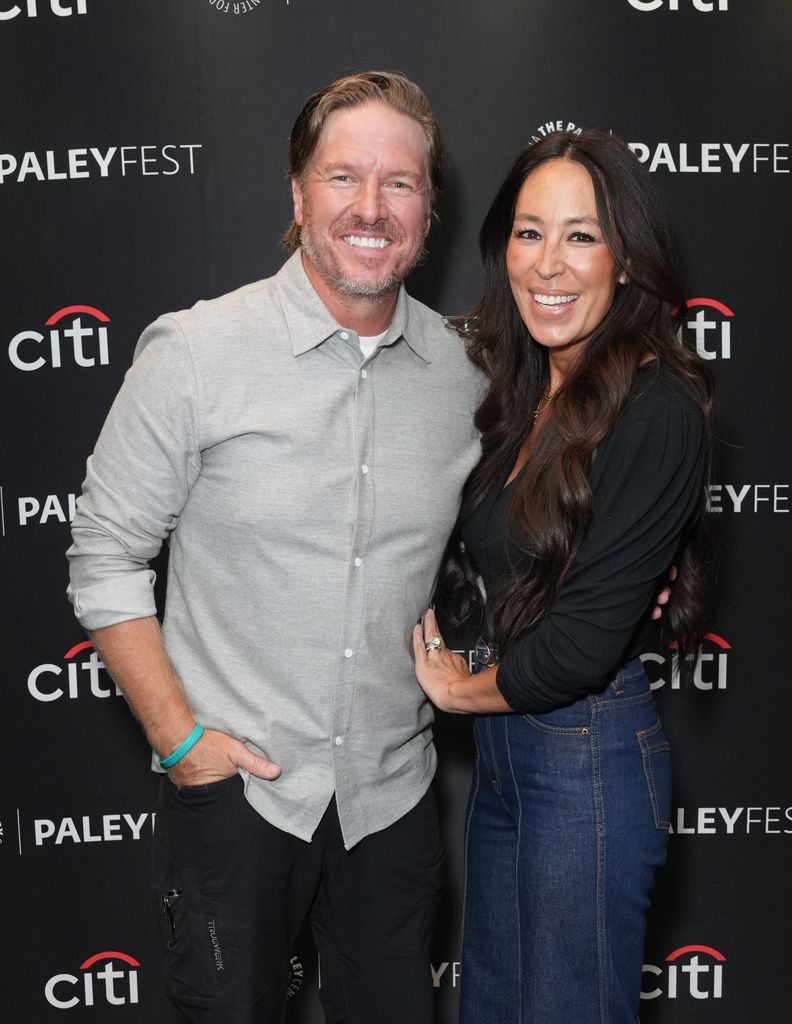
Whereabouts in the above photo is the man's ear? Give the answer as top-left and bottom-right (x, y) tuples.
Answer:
(291, 177), (304, 226)
(423, 197), (434, 239)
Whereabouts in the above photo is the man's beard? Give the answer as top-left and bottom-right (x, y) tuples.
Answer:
(300, 217), (425, 300)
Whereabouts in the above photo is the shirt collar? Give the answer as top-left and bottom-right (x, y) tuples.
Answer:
(274, 250), (432, 364)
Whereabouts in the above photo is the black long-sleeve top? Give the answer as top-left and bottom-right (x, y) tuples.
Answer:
(460, 364), (705, 714)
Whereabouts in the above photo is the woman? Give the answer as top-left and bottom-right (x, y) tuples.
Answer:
(413, 130), (713, 1023)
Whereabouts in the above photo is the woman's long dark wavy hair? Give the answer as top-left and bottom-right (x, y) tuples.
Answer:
(436, 129), (714, 675)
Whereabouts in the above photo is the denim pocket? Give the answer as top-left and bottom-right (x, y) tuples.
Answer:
(637, 719), (672, 831)
(522, 698), (592, 735)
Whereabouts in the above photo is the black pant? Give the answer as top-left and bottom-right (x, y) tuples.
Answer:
(153, 775), (444, 1023)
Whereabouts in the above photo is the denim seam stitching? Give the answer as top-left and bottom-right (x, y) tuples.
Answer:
(504, 716), (524, 1024)
(590, 706), (609, 1023)
(638, 724), (672, 831)
(485, 716), (503, 796)
(594, 692), (654, 712)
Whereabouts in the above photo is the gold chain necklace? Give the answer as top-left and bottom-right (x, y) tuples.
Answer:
(533, 387), (558, 422)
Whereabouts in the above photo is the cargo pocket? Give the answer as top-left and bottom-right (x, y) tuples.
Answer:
(159, 862), (229, 1004)
(153, 803), (230, 1005)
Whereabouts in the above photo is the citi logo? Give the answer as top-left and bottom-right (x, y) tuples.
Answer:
(642, 945), (725, 1000)
(628, 0), (727, 11)
(0, 0), (86, 19)
(8, 304), (110, 372)
(45, 951), (139, 1009)
(27, 640), (120, 702)
(680, 297), (732, 360)
(641, 632), (730, 691)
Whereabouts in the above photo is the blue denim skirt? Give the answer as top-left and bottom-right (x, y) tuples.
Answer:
(460, 658), (671, 1024)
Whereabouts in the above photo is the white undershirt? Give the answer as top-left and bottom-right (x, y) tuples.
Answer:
(359, 330), (388, 360)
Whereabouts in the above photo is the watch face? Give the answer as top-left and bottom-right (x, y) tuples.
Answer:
(474, 641), (499, 667)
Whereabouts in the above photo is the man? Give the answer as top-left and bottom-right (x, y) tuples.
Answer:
(67, 71), (482, 1023)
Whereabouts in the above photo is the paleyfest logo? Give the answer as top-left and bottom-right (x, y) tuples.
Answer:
(207, 0), (283, 13)
(287, 954), (304, 998)
(528, 125), (787, 179)
(529, 119), (582, 144)
(0, 145), (202, 185)
(0, 484), (80, 537)
(628, 140), (788, 175)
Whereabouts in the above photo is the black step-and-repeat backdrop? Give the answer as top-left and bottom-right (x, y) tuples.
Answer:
(2, 1), (790, 1021)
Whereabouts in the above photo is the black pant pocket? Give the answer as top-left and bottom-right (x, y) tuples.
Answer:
(156, 855), (230, 1005)
(153, 788), (232, 1006)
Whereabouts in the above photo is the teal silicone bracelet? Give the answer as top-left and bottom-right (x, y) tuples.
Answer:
(160, 723), (204, 769)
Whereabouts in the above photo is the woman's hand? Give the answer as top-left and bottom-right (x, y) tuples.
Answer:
(412, 608), (472, 713)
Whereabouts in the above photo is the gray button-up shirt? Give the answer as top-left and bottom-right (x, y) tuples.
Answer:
(68, 252), (483, 848)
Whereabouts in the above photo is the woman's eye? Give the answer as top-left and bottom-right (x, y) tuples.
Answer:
(570, 231), (597, 243)
(515, 228), (540, 240)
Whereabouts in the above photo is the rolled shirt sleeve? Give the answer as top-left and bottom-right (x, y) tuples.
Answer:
(67, 318), (201, 630)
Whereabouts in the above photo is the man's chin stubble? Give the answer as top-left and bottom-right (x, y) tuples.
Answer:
(301, 235), (426, 301)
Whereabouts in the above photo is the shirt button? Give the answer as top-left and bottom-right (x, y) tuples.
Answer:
(361, 464), (369, 474)
(361, 369), (368, 379)
(344, 648), (353, 658)
(335, 736), (344, 746)
(339, 331), (349, 340)
(354, 557), (362, 567)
